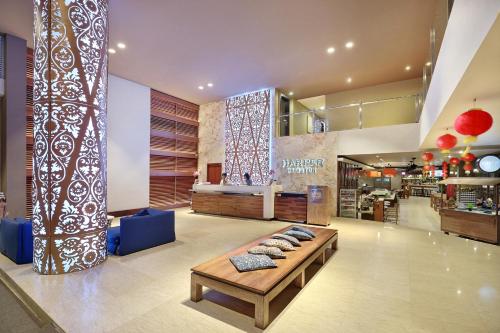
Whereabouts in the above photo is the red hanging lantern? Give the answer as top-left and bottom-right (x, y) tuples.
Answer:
(463, 164), (473, 172)
(442, 161), (448, 170)
(436, 134), (457, 153)
(461, 153), (476, 162)
(454, 108), (493, 144)
(421, 152), (434, 162)
(449, 157), (460, 166)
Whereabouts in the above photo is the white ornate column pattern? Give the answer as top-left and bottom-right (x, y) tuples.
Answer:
(32, 0), (108, 274)
(224, 90), (271, 185)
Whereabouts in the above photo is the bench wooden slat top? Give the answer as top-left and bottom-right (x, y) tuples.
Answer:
(191, 226), (338, 295)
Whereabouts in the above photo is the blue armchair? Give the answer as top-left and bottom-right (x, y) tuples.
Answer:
(107, 208), (175, 256)
(0, 218), (33, 264)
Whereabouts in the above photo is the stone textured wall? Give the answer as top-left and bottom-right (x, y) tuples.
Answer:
(274, 132), (338, 216)
(197, 100), (225, 182)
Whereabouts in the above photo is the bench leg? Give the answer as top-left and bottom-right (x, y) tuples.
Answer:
(331, 238), (338, 250)
(315, 250), (326, 265)
(191, 275), (203, 302)
(255, 296), (269, 329)
(293, 271), (305, 288)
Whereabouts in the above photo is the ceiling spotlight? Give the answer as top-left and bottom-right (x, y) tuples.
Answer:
(108, 48), (116, 54)
(345, 41), (354, 49)
(207, 82), (213, 87)
(426, 61), (432, 66)
(319, 106), (325, 110)
(326, 47), (335, 54)
(198, 85), (204, 90)
(288, 91), (294, 96)
(405, 65), (411, 71)
(117, 42), (126, 49)
(346, 77), (352, 84)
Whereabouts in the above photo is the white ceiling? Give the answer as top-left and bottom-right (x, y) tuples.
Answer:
(421, 16), (500, 149)
(0, 0), (437, 105)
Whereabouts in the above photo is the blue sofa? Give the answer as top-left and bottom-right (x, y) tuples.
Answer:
(0, 218), (33, 264)
(107, 208), (175, 256)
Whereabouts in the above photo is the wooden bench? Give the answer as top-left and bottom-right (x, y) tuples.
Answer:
(190, 226), (338, 328)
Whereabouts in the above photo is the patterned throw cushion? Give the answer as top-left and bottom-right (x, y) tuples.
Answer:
(260, 238), (295, 251)
(271, 233), (301, 247)
(291, 226), (316, 238)
(248, 245), (286, 259)
(284, 230), (313, 241)
(229, 254), (277, 272)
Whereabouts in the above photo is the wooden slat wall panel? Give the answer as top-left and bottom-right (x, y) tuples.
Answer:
(26, 176), (32, 218)
(150, 89), (199, 209)
(150, 155), (176, 171)
(175, 176), (194, 204)
(150, 176), (175, 207)
(151, 115), (176, 133)
(176, 139), (197, 154)
(26, 115), (33, 137)
(177, 105), (198, 121)
(151, 90), (176, 116)
(26, 144), (33, 171)
(176, 157), (197, 172)
(150, 136), (176, 152)
(177, 122), (198, 138)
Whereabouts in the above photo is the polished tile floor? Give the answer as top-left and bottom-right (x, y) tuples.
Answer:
(399, 196), (441, 232)
(0, 204), (499, 332)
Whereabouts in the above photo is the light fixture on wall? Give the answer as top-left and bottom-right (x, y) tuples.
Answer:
(345, 41), (354, 49)
(207, 82), (213, 87)
(405, 65), (411, 71)
(198, 85), (204, 90)
(346, 77), (352, 84)
(117, 42), (126, 49)
(426, 61), (432, 66)
(326, 47), (335, 54)
(108, 48), (116, 54)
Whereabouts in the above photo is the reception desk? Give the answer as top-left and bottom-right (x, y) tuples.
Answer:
(192, 184), (283, 219)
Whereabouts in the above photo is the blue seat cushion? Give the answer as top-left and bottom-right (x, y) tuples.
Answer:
(0, 218), (33, 264)
(107, 226), (121, 255)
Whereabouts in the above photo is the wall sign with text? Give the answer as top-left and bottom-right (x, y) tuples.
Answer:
(281, 159), (325, 174)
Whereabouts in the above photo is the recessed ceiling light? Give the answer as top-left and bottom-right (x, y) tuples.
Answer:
(288, 91), (294, 96)
(198, 85), (204, 90)
(405, 65), (411, 71)
(346, 77), (352, 83)
(117, 42), (126, 49)
(326, 47), (335, 54)
(426, 61), (432, 66)
(207, 82), (213, 87)
(319, 106), (325, 110)
(345, 41), (354, 49)
(108, 48), (116, 54)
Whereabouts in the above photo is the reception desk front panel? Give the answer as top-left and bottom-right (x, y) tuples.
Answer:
(192, 184), (282, 219)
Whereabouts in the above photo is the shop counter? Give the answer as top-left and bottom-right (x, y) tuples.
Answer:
(192, 184), (283, 219)
(440, 208), (499, 244)
(275, 192), (307, 223)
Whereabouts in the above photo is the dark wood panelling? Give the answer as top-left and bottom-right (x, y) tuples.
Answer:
(440, 208), (498, 244)
(150, 155), (176, 171)
(149, 90), (199, 209)
(274, 196), (307, 222)
(150, 176), (176, 207)
(176, 122), (198, 137)
(192, 192), (264, 219)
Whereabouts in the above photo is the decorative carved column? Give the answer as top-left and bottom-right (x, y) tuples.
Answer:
(32, 0), (109, 274)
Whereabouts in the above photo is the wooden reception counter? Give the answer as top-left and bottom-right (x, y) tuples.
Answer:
(192, 184), (283, 219)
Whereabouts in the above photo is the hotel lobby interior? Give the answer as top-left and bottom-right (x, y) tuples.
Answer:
(1, 0), (500, 332)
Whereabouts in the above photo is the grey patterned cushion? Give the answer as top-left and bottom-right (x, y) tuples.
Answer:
(271, 233), (301, 247)
(229, 254), (277, 272)
(291, 226), (316, 238)
(284, 230), (313, 241)
(248, 245), (286, 259)
(260, 238), (295, 251)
